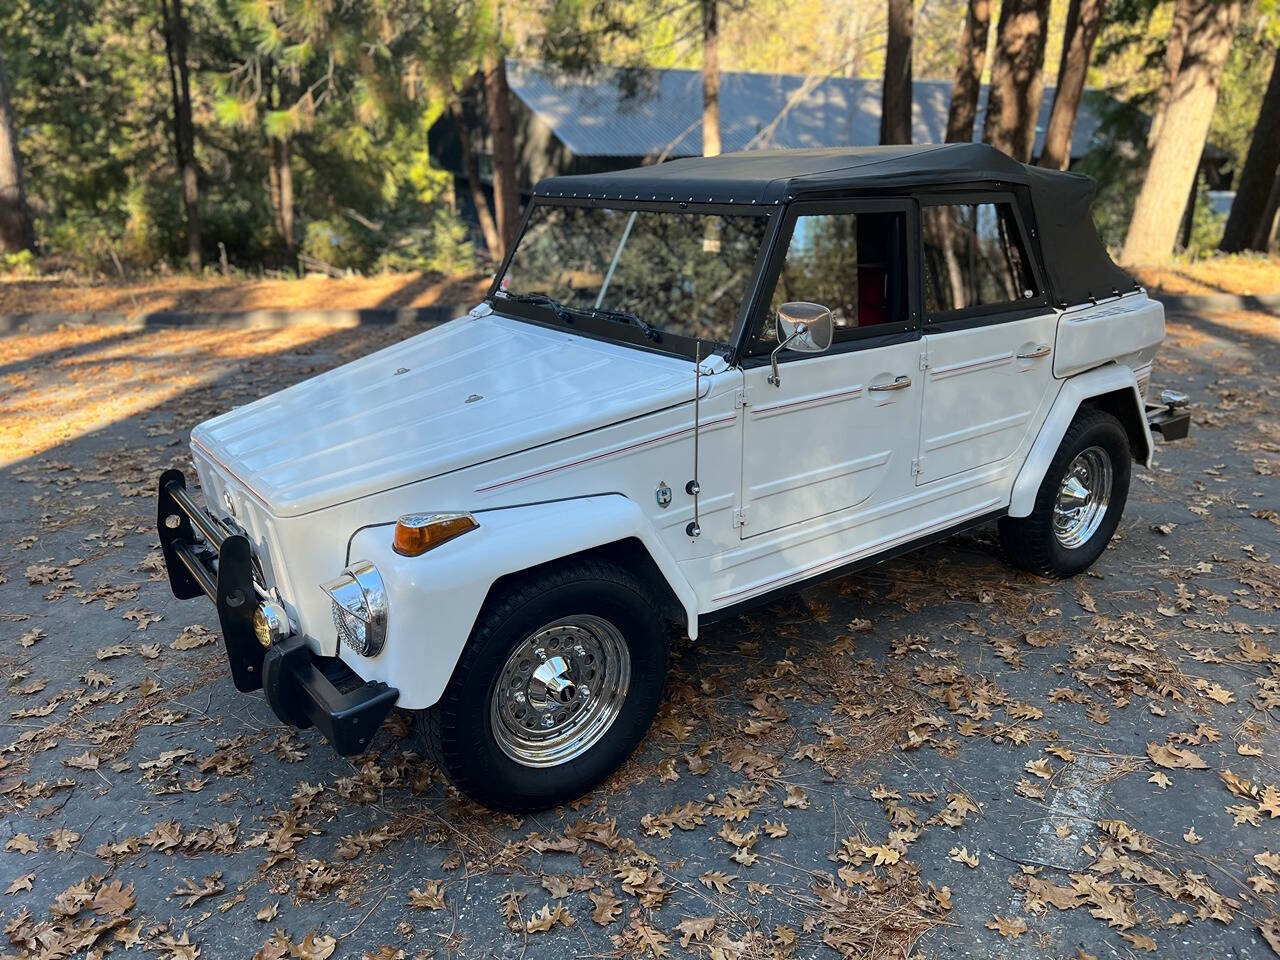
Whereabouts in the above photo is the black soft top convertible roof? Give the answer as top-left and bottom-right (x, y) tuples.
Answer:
(533, 143), (1136, 308)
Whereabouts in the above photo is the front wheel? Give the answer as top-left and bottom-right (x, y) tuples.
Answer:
(999, 408), (1131, 578)
(417, 559), (669, 812)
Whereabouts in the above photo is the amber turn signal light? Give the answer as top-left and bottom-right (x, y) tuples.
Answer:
(392, 512), (478, 557)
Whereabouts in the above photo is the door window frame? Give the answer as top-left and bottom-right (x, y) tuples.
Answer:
(737, 197), (922, 366)
(913, 190), (1050, 332)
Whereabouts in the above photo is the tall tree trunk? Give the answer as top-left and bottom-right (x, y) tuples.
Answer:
(448, 94), (502, 262)
(159, 0), (201, 271)
(880, 0), (914, 144)
(982, 0), (1051, 162)
(701, 0), (722, 156)
(483, 53), (520, 258)
(0, 49), (34, 254)
(1257, 174), (1280, 251)
(945, 0), (991, 143)
(1037, 0), (1103, 169)
(1148, 0), (1193, 149)
(1122, 0), (1242, 265)
(1220, 48), (1280, 252)
(274, 136), (295, 257)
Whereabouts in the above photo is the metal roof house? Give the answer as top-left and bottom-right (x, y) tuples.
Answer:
(428, 61), (1114, 204)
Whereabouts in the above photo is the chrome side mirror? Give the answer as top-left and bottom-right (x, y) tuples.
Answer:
(768, 302), (834, 387)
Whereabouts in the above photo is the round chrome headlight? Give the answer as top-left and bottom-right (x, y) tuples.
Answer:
(321, 560), (388, 658)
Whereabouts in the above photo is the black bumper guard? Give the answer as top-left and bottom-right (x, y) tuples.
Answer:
(1145, 401), (1191, 442)
(157, 469), (397, 755)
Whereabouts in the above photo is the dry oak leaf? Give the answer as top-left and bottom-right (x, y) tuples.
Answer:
(64, 750), (100, 771)
(949, 846), (979, 868)
(92, 879), (136, 916)
(618, 919), (671, 958)
(1228, 803), (1262, 827)
(699, 870), (737, 894)
(253, 930), (291, 960)
(1149, 772), (1172, 789)
(173, 624), (217, 650)
(589, 889), (621, 926)
(525, 902), (574, 933)
(1259, 915), (1280, 957)
(1184, 826), (1203, 845)
(676, 916), (716, 947)
(5, 834), (38, 854)
(292, 932), (337, 960)
(95, 643), (131, 660)
(257, 902), (280, 922)
(1026, 757), (1054, 780)
(174, 872), (224, 907)
(156, 932), (201, 960)
(1121, 932), (1157, 952)
(46, 828), (80, 852)
(407, 881), (445, 910)
(784, 784), (810, 809)
(5, 873), (33, 895)
(1148, 743), (1208, 770)
(986, 915), (1028, 938)
(860, 844), (900, 866)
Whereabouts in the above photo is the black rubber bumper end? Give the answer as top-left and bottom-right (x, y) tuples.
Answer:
(262, 636), (399, 756)
(1147, 406), (1191, 442)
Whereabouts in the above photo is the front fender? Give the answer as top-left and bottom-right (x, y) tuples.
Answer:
(341, 495), (697, 709)
(1008, 365), (1153, 518)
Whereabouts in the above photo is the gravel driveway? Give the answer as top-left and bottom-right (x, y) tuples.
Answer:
(0, 309), (1276, 960)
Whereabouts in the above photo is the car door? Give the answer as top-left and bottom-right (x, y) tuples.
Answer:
(914, 196), (1058, 485)
(738, 200), (923, 538)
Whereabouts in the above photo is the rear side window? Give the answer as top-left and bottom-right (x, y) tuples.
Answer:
(761, 210), (910, 344)
(920, 202), (1037, 315)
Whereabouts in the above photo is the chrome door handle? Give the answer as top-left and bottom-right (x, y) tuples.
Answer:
(869, 375), (912, 391)
(1017, 344), (1051, 359)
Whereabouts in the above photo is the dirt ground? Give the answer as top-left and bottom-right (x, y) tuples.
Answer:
(0, 255), (1275, 318)
(0, 272), (490, 317)
(1129, 256), (1280, 296)
(0, 309), (1277, 960)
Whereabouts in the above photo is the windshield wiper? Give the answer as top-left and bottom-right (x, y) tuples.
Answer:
(498, 291), (569, 316)
(584, 307), (660, 341)
(498, 292), (659, 341)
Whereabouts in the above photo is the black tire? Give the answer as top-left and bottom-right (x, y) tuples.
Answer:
(998, 408), (1131, 578)
(416, 558), (668, 812)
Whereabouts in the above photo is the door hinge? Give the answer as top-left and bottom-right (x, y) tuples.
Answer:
(919, 352), (931, 371)
(910, 458), (923, 477)
(735, 390), (750, 409)
(732, 506), (749, 528)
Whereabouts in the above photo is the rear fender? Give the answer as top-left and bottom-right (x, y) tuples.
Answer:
(1008, 365), (1152, 518)
(342, 495), (697, 709)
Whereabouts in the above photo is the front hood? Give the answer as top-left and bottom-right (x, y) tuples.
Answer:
(190, 313), (706, 518)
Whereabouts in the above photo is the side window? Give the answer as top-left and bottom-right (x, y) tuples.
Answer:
(760, 210), (909, 345)
(920, 201), (1037, 315)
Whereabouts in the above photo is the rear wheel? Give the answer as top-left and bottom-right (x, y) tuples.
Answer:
(999, 408), (1131, 578)
(417, 559), (668, 812)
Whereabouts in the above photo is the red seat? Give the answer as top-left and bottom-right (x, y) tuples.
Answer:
(858, 267), (887, 326)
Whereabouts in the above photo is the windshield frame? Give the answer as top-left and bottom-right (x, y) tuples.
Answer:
(486, 197), (783, 362)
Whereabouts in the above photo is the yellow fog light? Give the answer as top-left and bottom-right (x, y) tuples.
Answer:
(252, 599), (291, 648)
(393, 512), (479, 557)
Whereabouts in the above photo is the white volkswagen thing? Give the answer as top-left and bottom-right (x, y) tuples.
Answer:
(157, 144), (1190, 811)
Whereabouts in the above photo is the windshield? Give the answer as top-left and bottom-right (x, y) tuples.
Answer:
(493, 203), (770, 348)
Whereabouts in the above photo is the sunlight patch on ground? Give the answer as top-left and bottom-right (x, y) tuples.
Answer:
(0, 324), (346, 467)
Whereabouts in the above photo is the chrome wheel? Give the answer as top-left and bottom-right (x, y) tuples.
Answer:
(1053, 446), (1113, 548)
(490, 615), (631, 768)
